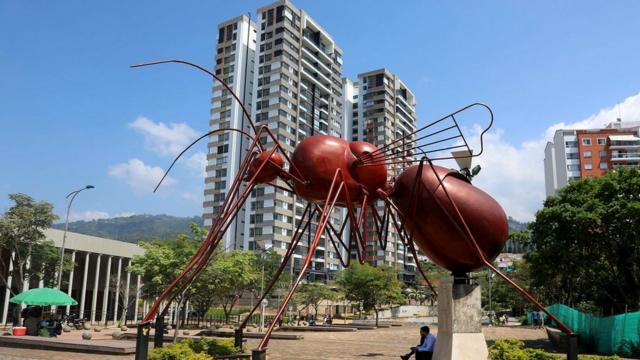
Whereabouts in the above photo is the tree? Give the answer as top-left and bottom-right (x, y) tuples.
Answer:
(477, 260), (531, 315)
(255, 248), (291, 295)
(207, 250), (260, 324)
(293, 283), (339, 318)
(528, 167), (640, 314)
(0, 193), (63, 324)
(110, 272), (137, 327)
(128, 229), (201, 341)
(336, 263), (406, 326)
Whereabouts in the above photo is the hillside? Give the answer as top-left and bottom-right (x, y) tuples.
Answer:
(52, 214), (203, 244)
(507, 217), (529, 232)
(54, 213), (529, 245)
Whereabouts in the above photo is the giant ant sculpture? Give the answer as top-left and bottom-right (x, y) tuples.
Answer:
(130, 59), (573, 359)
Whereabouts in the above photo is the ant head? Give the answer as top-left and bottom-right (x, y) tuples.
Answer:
(246, 150), (284, 183)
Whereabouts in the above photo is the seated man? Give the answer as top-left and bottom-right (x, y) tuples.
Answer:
(401, 325), (436, 360)
(24, 306), (43, 336)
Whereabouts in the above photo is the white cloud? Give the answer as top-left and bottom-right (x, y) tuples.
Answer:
(108, 158), (175, 192)
(469, 92), (640, 222)
(129, 116), (200, 157)
(114, 212), (137, 218)
(67, 210), (110, 222)
(66, 211), (137, 222)
(181, 192), (201, 203)
(185, 151), (207, 178)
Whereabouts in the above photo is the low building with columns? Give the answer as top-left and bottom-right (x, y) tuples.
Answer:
(1, 229), (145, 326)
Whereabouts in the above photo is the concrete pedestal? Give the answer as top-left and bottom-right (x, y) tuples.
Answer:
(433, 277), (488, 360)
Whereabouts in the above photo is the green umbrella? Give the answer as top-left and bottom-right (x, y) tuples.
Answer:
(9, 287), (78, 306)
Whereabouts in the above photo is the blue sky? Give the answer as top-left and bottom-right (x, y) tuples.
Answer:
(1, 0), (639, 222)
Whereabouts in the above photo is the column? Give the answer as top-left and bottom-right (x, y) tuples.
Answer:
(2, 252), (15, 325)
(183, 301), (189, 326)
(133, 275), (141, 321)
(21, 254), (31, 315)
(79, 252), (90, 320)
(113, 257), (122, 323)
(101, 256), (112, 325)
(65, 251), (77, 315)
(90, 254), (101, 324)
(123, 262), (131, 322)
(23, 254), (31, 291)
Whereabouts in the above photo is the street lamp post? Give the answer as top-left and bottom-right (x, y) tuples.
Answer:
(258, 244), (271, 332)
(488, 271), (495, 326)
(56, 185), (95, 290)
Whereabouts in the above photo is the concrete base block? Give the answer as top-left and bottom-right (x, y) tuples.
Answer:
(433, 276), (488, 360)
(433, 333), (488, 360)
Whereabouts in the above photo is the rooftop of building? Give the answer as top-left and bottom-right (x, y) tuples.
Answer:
(551, 120), (640, 139)
(217, 14), (256, 29)
(44, 228), (145, 258)
(257, 0), (342, 53)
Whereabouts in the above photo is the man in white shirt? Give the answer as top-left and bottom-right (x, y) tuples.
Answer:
(401, 325), (436, 360)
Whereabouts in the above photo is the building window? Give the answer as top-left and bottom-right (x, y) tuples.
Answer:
(217, 144), (229, 154)
(583, 151), (592, 158)
(584, 163), (593, 170)
(600, 162), (608, 170)
(597, 138), (606, 145)
(565, 141), (578, 148)
(599, 151), (607, 157)
(582, 138), (592, 146)
(566, 152), (579, 160)
(567, 164), (580, 171)
(215, 169), (227, 178)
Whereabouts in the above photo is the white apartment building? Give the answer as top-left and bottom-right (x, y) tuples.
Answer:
(204, 15), (257, 251)
(343, 69), (420, 283)
(204, 0), (345, 281)
(544, 120), (640, 197)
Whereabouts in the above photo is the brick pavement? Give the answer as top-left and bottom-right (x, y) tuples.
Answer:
(0, 325), (553, 360)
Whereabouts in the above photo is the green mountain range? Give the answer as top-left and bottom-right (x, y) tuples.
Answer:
(53, 213), (529, 245)
(52, 214), (203, 244)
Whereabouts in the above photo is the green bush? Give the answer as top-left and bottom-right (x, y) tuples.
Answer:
(489, 339), (620, 360)
(148, 341), (198, 360)
(489, 339), (556, 360)
(192, 337), (241, 356)
(149, 338), (242, 360)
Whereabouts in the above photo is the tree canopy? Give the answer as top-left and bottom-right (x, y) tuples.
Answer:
(336, 263), (406, 326)
(206, 250), (260, 323)
(527, 167), (640, 313)
(0, 194), (63, 324)
(294, 282), (338, 317)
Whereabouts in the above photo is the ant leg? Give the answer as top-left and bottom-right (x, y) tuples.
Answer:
(238, 203), (318, 329)
(255, 169), (346, 351)
(142, 146), (277, 323)
(384, 200), (437, 296)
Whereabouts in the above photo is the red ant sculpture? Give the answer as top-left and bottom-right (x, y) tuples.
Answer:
(131, 60), (573, 357)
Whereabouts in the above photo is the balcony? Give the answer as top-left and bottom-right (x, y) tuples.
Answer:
(611, 152), (640, 161)
(302, 32), (333, 64)
(301, 46), (332, 76)
(608, 135), (640, 149)
(300, 67), (331, 94)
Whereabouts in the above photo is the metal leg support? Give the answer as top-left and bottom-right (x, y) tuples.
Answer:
(234, 328), (243, 348)
(567, 333), (578, 360)
(154, 315), (164, 348)
(135, 322), (151, 360)
(252, 348), (267, 360)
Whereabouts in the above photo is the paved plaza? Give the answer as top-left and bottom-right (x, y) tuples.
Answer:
(0, 325), (555, 360)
